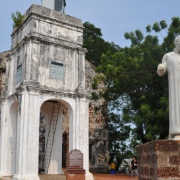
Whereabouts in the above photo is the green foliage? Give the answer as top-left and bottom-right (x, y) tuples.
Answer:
(95, 17), (180, 144)
(162, 17), (180, 52)
(146, 25), (151, 33)
(108, 112), (132, 164)
(92, 78), (98, 89)
(84, 16), (180, 158)
(91, 92), (99, 100)
(11, 11), (25, 28)
(159, 20), (167, 29)
(124, 30), (143, 46)
(152, 22), (161, 32)
(83, 22), (134, 158)
(94, 106), (99, 112)
(83, 22), (120, 67)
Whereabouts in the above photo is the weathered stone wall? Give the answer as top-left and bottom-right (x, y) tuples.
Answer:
(0, 5), (102, 179)
(0, 51), (109, 173)
(12, 4), (83, 50)
(8, 4), (86, 96)
(0, 51), (11, 98)
(85, 61), (109, 173)
(138, 140), (180, 180)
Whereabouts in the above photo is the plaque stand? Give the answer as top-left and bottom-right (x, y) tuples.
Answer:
(66, 149), (85, 180)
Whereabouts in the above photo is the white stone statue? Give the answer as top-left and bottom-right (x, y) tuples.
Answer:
(157, 35), (180, 139)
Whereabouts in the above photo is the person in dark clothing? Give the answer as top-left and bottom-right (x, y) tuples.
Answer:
(130, 156), (138, 179)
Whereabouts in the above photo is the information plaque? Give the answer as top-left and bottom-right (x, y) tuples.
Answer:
(67, 149), (85, 174)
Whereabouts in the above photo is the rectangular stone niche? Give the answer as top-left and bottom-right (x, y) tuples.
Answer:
(137, 140), (180, 180)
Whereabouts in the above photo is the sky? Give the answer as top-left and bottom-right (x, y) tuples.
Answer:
(0, 0), (180, 52)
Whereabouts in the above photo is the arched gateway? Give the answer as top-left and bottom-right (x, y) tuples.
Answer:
(0, 4), (94, 180)
(39, 100), (70, 174)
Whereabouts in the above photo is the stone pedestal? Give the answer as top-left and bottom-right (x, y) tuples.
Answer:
(137, 140), (180, 180)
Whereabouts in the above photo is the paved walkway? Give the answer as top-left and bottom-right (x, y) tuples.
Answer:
(40, 174), (134, 180)
(94, 174), (135, 180)
(39, 174), (66, 180)
(1, 174), (135, 180)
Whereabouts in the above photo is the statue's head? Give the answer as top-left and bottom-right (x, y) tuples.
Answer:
(174, 35), (180, 46)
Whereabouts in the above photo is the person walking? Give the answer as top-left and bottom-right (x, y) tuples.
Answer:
(110, 161), (116, 174)
(130, 156), (138, 179)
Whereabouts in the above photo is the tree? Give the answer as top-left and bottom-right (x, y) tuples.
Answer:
(108, 111), (132, 167)
(83, 22), (133, 164)
(83, 22), (120, 67)
(97, 17), (180, 145)
(84, 17), (180, 162)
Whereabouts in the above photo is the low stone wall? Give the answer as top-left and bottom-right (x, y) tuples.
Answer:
(137, 140), (180, 180)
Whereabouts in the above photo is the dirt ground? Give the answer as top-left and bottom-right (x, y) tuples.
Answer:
(93, 174), (136, 180)
(1, 173), (136, 180)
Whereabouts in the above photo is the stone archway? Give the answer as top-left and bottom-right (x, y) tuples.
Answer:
(39, 100), (70, 174)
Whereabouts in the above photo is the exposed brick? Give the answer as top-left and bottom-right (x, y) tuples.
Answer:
(138, 140), (180, 179)
(156, 141), (178, 152)
(158, 166), (179, 177)
(150, 154), (157, 164)
(150, 168), (154, 176)
(169, 155), (180, 165)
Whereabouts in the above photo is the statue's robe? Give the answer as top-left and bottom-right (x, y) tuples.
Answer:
(158, 50), (180, 138)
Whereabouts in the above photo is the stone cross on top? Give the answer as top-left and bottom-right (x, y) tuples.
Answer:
(41, 0), (66, 13)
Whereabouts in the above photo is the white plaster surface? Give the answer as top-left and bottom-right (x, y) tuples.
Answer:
(157, 35), (180, 139)
(0, 4), (93, 180)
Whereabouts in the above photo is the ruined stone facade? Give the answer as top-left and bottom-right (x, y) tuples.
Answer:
(0, 51), (10, 97)
(138, 140), (180, 180)
(85, 61), (109, 173)
(0, 35), (108, 175)
(0, 5), (95, 180)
